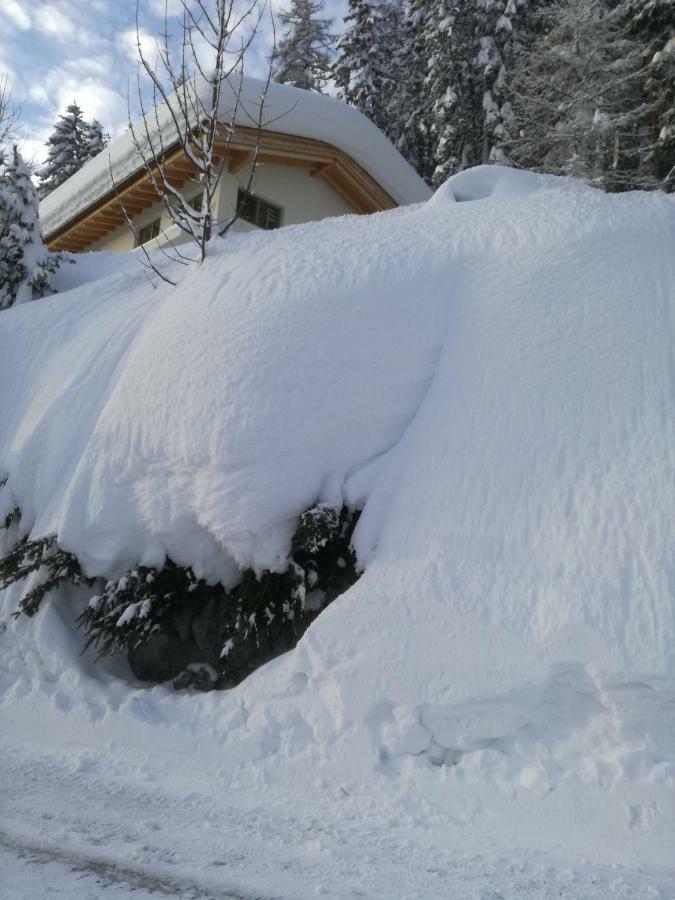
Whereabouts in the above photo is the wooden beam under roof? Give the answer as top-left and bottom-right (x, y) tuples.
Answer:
(69, 226), (109, 239)
(227, 149), (251, 173)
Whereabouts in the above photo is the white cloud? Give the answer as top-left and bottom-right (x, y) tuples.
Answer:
(117, 26), (159, 66)
(16, 132), (50, 168)
(32, 1), (100, 46)
(146, 0), (185, 17)
(0, 55), (17, 85)
(34, 2), (78, 41)
(25, 57), (129, 153)
(28, 83), (50, 105)
(3, 0), (31, 30)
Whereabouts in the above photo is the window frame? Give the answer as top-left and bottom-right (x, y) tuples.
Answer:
(236, 188), (283, 231)
(135, 217), (161, 248)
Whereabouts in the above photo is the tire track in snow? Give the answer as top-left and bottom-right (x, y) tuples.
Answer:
(0, 830), (271, 900)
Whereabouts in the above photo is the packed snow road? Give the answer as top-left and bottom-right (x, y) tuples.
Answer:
(2, 730), (674, 900)
(1, 838), (251, 900)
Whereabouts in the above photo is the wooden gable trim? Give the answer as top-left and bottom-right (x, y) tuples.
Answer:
(46, 126), (397, 252)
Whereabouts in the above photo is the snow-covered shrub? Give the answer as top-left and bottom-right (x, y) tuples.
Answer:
(81, 504), (360, 689)
(1, 495), (360, 690)
(0, 146), (62, 310)
(78, 562), (216, 661)
(0, 518), (94, 619)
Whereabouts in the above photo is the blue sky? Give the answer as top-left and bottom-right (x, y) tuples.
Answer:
(1, 0), (346, 166)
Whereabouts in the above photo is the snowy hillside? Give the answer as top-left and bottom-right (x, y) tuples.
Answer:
(2, 167), (675, 897)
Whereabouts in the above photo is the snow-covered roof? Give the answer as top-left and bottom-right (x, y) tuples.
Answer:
(40, 77), (431, 237)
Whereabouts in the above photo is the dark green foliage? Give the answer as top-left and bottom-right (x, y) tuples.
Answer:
(216, 563), (307, 684)
(38, 102), (109, 197)
(292, 504), (340, 555)
(0, 476), (19, 531)
(1, 492), (361, 690)
(334, 1), (432, 177)
(0, 533), (93, 618)
(78, 562), (217, 658)
(0, 485), (93, 616)
(624, 0), (675, 190)
(0, 146), (62, 309)
(275, 0), (335, 92)
(3, 504), (19, 530)
(78, 504), (360, 689)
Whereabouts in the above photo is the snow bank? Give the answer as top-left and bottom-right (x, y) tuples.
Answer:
(39, 76), (431, 237)
(2, 168), (675, 877)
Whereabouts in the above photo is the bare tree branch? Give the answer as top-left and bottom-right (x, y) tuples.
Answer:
(107, 154), (177, 286)
(120, 0), (283, 269)
(0, 75), (20, 156)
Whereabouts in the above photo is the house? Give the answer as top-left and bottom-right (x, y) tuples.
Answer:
(40, 78), (431, 254)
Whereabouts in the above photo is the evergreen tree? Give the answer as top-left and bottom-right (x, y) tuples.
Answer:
(38, 102), (109, 196)
(334, 2), (406, 141)
(84, 118), (108, 159)
(624, 0), (675, 190)
(0, 146), (61, 310)
(334, 0), (437, 177)
(506, 0), (650, 190)
(335, 0), (540, 185)
(394, 0), (436, 182)
(425, 0), (479, 184)
(428, 0), (539, 185)
(275, 0), (335, 92)
(474, 0), (538, 165)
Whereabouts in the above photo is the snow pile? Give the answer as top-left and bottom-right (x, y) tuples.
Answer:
(2, 167), (675, 884)
(39, 75), (431, 237)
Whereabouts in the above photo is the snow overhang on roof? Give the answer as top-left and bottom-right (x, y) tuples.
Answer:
(40, 77), (432, 243)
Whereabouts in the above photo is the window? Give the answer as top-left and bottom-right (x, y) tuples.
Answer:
(189, 191), (204, 213)
(236, 188), (282, 230)
(135, 218), (161, 247)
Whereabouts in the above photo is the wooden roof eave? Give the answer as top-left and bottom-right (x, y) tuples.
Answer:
(46, 126), (396, 252)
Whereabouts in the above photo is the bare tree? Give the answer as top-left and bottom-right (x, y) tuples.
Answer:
(126, 0), (277, 267)
(0, 75), (20, 158)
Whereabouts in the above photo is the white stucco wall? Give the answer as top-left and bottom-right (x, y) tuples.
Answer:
(215, 164), (354, 227)
(88, 164), (354, 253)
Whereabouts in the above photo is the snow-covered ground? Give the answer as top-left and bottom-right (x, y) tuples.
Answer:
(2, 167), (675, 897)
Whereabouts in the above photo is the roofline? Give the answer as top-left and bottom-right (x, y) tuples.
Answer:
(45, 126), (398, 252)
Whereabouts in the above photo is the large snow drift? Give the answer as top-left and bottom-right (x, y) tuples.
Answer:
(2, 168), (675, 887)
(7, 167), (675, 683)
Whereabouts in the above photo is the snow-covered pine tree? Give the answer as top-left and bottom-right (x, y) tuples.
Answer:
(38, 102), (109, 196)
(473, 0), (538, 165)
(334, 0), (436, 177)
(334, 1), (410, 148)
(427, 0), (539, 185)
(0, 146), (61, 310)
(624, 0), (675, 190)
(506, 0), (649, 190)
(275, 0), (335, 92)
(424, 0), (478, 185)
(83, 118), (109, 160)
(393, 0), (436, 183)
